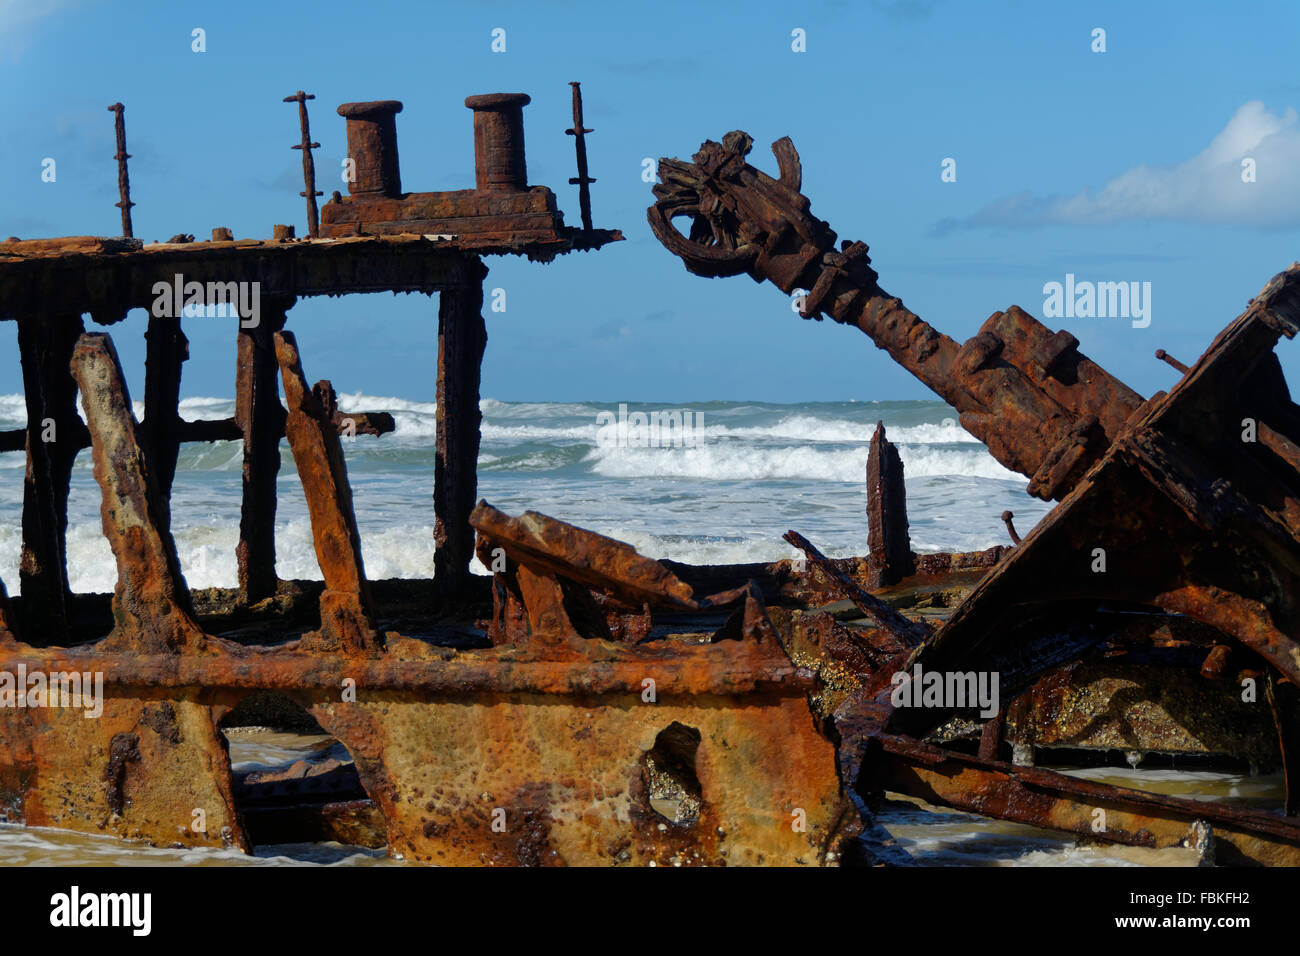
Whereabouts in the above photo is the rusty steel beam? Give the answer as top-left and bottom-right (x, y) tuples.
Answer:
(433, 273), (489, 601)
(236, 301), (289, 605)
(0, 235), (543, 322)
(648, 132), (1145, 501)
(1155, 348), (1190, 375)
(474, 501), (700, 612)
(783, 530), (928, 647)
(16, 313), (86, 644)
(0, 639), (812, 695)
(866, 422), (914, 587)
(1267, 675), (1300, 816)
(275, 330), (377, 653)
(0, 408), (395, 454)
(856, 730), (1300, 867)
(474, 501), (718, 646)
(69, 332), (205, 653)
(471, 503), (782, 652)
(140, 313), (189, 533)
(0, 580), (13, 639)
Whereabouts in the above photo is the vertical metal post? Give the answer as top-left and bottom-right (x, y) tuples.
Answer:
(433, 259), (489, 600)
(235, 300), (290, 605)
(141, 315), (189, 534)
(284, 91), (322, 238)
(566, 81), (596, 232)
(107, 103), (135, 238)
(17, 313), (87, 644)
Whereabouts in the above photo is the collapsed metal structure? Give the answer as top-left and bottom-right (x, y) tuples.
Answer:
(646, 130), (1300, 865)
(1, 92), (1298, 865)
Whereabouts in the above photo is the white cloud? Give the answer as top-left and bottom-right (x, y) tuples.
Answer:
(0, 0), (87, 59)
(938, 101), (1300, 231)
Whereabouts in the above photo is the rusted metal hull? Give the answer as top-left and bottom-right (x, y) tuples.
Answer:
(0, 637), (852, 865)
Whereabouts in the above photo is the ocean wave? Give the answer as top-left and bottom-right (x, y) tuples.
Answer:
(0, 393), (977, 451)
(583, 442), (1020, 482)
(478, 416), (976, 446)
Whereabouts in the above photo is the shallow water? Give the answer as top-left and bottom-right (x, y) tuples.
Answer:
(879, 767), (1285, 867)
(0, 729), (1282, 866)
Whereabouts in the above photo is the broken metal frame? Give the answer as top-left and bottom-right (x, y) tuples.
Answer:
(0, 238), (488, 634)
(647, 130), (1300, 863)
(2, 90), (1295, 866)
(0, 88), (867, 868)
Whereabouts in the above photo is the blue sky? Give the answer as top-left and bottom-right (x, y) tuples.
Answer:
(1, 0), (1298, 404)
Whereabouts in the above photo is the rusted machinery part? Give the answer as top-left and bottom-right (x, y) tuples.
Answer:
(890, 274), (1300, 734)
(647, 130), (1300, 755)
(648, 131), (1147, 501)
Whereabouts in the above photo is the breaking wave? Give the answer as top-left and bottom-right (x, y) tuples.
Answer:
(0, 394), (1047, 591)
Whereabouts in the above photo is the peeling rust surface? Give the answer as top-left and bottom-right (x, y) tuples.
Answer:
(649, 128), (1300, 865)
(6, 95), (1300, 867)
(70, 332), (206, 654)
(275, 330), (378, 653)
(317, 93), (622, 256)
(866, 422), (914, 587)
(859, 728), (1300, 867)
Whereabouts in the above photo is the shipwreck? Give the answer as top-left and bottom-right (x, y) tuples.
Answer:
(0, 92), (1296, 866)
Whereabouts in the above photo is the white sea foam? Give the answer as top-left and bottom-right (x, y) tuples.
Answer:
(0, 395), (1045, 593)
(583, 442), (1020, 483)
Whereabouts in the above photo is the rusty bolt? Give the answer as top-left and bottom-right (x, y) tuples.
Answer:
(1001, 510), (1021, 545)
(1155, 349), (1190, 374)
